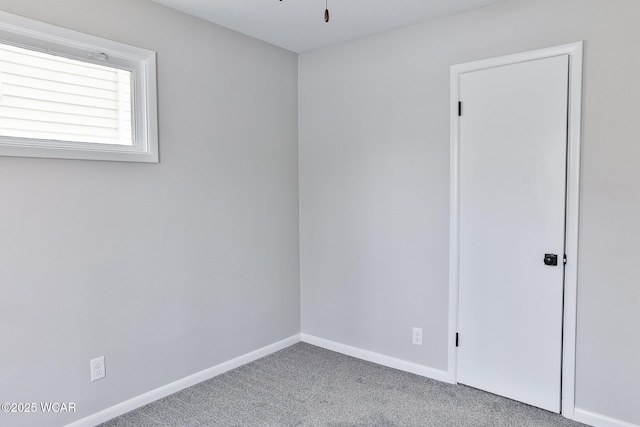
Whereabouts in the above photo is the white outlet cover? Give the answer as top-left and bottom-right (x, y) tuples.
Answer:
(412, 327), (423, 345)
(90, 356), (105, 382)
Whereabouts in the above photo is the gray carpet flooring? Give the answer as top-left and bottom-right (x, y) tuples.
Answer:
(99, 342), (586, 427)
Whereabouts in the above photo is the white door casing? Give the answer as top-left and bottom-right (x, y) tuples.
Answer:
(448, 42), (583, 419)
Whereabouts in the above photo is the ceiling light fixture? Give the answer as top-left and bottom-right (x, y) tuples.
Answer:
(278, 0), (330, 23)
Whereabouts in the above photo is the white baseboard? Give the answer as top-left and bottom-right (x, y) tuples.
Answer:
(300, 333), (451, 383)
(574, 408), (639, 427)
(68, 333), (617, 427)
(65, 334), (301, 427)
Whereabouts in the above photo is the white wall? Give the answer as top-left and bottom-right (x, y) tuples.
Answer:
(299, 0), (640, 424)
(0, 1), (299, 426)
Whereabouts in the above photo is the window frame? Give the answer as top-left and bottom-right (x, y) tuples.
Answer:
(0, 11), (158, 163)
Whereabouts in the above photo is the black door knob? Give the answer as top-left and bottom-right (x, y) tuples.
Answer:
(544, 254), (558, 266)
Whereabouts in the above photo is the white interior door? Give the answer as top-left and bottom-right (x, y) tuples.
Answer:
(457, 55), (569, 413)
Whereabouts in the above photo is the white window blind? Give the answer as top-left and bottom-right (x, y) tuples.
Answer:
(0, 10), (158, 163)
(0, 43), (133, 146)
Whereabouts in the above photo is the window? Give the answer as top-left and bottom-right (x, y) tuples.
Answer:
(0, 11), (158, 163)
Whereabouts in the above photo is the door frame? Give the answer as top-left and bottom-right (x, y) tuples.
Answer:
(447, 42), (583, 418)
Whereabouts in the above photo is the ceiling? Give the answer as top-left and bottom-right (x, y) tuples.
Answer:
(150, 0), (505, 53)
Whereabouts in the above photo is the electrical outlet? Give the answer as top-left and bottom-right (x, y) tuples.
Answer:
(412, 327), (423, 345)
(90, 356), (106, 382)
